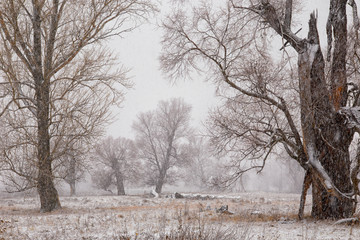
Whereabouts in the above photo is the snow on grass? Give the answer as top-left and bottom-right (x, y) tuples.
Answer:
(0, 192), (359, 239)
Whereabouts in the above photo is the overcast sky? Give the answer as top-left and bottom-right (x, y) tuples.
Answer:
(106, 0), (335, 139)
(106, 1), (220, 139)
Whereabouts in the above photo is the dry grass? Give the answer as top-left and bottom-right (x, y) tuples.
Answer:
(211, 212), (304, 223)
(1, 193), (358, 239)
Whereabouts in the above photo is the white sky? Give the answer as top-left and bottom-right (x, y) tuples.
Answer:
(105, 0), (338, 139)
(106, 1), (219, 139)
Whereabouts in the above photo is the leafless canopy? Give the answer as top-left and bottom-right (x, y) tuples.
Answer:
(91, 136), (138, 195)
(0, 0), (155, 212)
(161, 1), (301, 180)
(161, 0), (360, 219)
(133, 98), (192, 193)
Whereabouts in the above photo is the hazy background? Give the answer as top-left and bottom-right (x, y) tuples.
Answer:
(106, 0), (330, 139)
(0, 1), (334, 197)
(87, 0), (330, 195)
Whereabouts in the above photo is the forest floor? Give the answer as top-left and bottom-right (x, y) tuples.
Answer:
(0, 192), (359, 239)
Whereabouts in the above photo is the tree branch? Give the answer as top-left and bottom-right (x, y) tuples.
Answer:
(232, 0), (304, 52)
(284, 0), (293, 29)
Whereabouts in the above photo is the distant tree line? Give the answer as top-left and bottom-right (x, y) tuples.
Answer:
(90, 98), (228, 195)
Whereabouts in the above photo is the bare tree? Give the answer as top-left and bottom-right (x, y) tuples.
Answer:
(57, 146), (89, 196)
(0, 0), (155, 212)
(133, 98), (192, 194)
(91, 136), (138, 195)
(182, 136), (210, 189)
(182, 135), (227, 191)
(161, 0), (360, 219)
(62, 154), (83, 197)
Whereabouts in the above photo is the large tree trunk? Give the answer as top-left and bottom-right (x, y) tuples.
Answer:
(252, 0), (355, 219)
(311, 172), (353, 219)
(36, 80), (61, 212)
(311, 124), (354, 218)
(33, 3), (61, 213)
(298, 10), (354, 219)
(37, 110), (61, 212)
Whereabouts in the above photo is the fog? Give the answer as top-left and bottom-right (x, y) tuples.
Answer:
(96, 0), (329, 196)
(0, 1), (331, 198)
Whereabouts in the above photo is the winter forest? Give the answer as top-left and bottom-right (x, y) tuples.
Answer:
(1, 0), (360, 239)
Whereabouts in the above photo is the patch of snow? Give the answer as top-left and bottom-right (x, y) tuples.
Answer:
(151, 188), (159, 198)
(307, 144), (333, 190)
(0, 193), (358, 239)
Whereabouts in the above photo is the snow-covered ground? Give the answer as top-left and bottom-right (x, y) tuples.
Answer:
(0, 192), (359, 239)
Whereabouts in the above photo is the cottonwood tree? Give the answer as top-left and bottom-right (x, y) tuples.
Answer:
(57, 145), (89, 196)
(91, 136), (138, 195)
(161, 0), (360, 219)
(0, 0), (154, 212)
(133, 98), (192, 194)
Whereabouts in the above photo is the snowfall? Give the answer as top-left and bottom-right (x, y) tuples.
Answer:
(0, 191), (359, 239)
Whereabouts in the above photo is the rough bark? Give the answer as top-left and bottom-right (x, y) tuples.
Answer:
(298, 170), (311, 220)
(298, 11), (354, 219)
(311, 0), (354, 219)
(36, 80), (61, 211)
(256, 0), (354, 219)
(33, 2), (61, 212)
(311, 177), (353, 219)
(328, 0), (348, 109)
